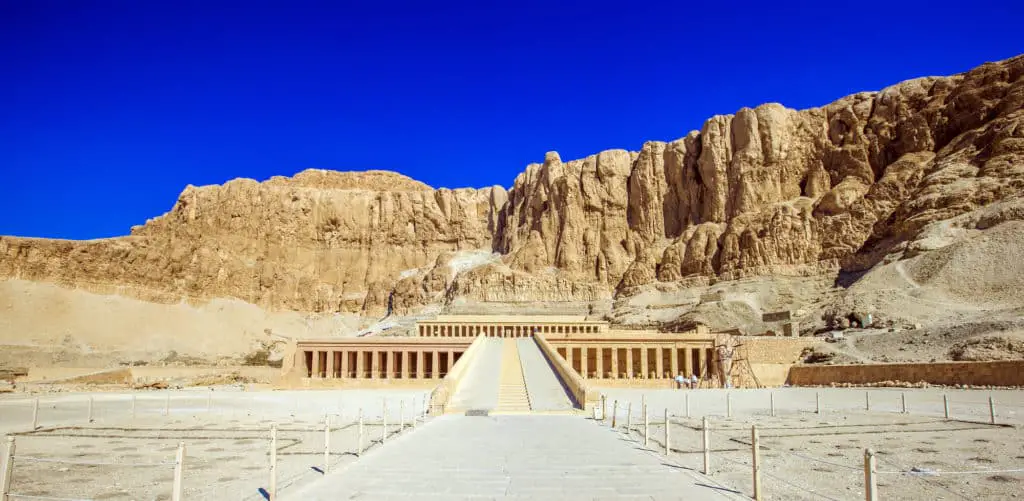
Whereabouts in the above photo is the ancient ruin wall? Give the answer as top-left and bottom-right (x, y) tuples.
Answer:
(787, 360), (1024, 387)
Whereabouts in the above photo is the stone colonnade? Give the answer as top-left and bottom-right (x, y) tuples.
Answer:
(418, 323), (603, 337)
(553, 343), (715, 380)
(299, 345), (465, 380)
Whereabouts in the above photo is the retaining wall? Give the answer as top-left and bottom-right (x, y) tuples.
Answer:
(534, 334), (597, 409)
(788, 360), (1024, 386)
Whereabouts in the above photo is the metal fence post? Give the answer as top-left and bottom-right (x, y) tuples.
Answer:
(769, 392), (775, 417)
(131, 395), (137, 421)
(207, 391), (213, 413)
(989, 396), (996, 424)
(751, 425), (762, 501)
(900, 393), (907, 414)
(87, 397), (94, 423)
(863, 448), (878, 501)
(171, 441), (185, 501)
(611, 400), (618, 428)
(815, 392), (821, 414)
(400, 401), (405, 432)
(165, 392), (170, 416)
(702, 416), (710, 475)
(357, 408), (364, 456)
(664, 409), (670, 455)
(626, 402), (632, 430)
(726, 392), (732, 418)
(865, 391), (870, 411)
(382, 401), (388, 443)
(269, 425), (277, 500)
(1, 436), (16, 501)
(685, 392), (690, 418)
(643, 404), (649, 447)
(601, 396), (607, 422)
(31, 398), (39, 430)
(943, 394), (950, 419)
(323, 415), (331, 474)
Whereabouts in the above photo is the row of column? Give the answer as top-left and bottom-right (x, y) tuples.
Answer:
(558, 345), (714, 380)
(304, 348), (462, 380)
(418, 323), (600, 337)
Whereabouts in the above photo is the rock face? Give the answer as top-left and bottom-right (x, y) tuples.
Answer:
(498, 55), (1024, 294)
(1, 55), (1022, 318)
(0, 170), (508, 314)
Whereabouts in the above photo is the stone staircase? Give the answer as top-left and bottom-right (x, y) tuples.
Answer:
(494, 339), (531, 412)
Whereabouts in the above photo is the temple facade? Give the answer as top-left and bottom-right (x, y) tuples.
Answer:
(285, 315), (717, 386)
(416, 315), (608, 337)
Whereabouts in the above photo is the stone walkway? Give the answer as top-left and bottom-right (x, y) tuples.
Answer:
(517, 338), (574, 412)
(286, 414), (746, 500)
(449, 338), (503, 412)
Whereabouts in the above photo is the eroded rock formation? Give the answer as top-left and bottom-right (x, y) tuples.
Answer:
(1, 54), (1022, 318)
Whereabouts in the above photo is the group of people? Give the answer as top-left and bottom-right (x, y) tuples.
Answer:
(673, 373), (701, 389)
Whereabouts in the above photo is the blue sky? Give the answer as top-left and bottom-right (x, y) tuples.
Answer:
(1, 0), (1021, 239)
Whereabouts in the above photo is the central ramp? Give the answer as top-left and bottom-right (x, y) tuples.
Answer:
(287, 415), (745, 500)
(517, 337), (575, 411)
(448, 337), (503, 412)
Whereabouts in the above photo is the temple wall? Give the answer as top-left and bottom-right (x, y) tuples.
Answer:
(787, 361), (1024, 387)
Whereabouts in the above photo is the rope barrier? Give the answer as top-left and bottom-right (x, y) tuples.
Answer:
(9, 494), (94, 501)
(759, 469), (845, 501)
(16, 456), (174, 467)
(876, 455), (974, 501)
(774, 449), (862, 471)
(717, 452), (844, 500)
(878, 467), (1024, 475)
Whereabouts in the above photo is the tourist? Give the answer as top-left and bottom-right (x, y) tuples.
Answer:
(674, 372), (685, 389)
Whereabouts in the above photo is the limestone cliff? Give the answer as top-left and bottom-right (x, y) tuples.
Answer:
(0, 170), (507, 314)
(1, 54), (1022, 321)
(498, 54), (1024, 293)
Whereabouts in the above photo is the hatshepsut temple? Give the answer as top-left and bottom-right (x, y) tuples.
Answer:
(282, 315), (810, 413)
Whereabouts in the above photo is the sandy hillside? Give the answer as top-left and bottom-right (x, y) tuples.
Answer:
(0, 280), (370, 368)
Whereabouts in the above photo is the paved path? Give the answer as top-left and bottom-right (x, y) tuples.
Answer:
(517, 338), (574, 411)
(287, 414), (746, 500)
(449, 338), (503, 411)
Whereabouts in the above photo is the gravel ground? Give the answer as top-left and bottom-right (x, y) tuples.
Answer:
(597, 387), (1024, 500)
(0, 389), (430, 501)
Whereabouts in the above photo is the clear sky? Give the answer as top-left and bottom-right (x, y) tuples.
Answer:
(1, 1), (1021, 239)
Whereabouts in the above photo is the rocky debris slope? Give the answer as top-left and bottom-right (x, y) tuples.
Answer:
(1, 55), (1022, 333)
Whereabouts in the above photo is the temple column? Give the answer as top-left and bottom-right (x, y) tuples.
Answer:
(325, 350), (335, 379)
(370, 351), (379, 379)
(670, 346), (679, 378)
(655, 347), (664, 379)
(340, 350), (349, 379)
(311, 350), (321, 379)
(640, 347), (648, 379)
(581, 346), (589, 379)
(355, 350), (365, 378)
(416, 350), (425, 379)
(432, 351), (440, 379)
(697, 348), (706, 379)
(596, 346), (604, 379)
(625, 347), (633, 379)
(566, 345), (574, 368)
